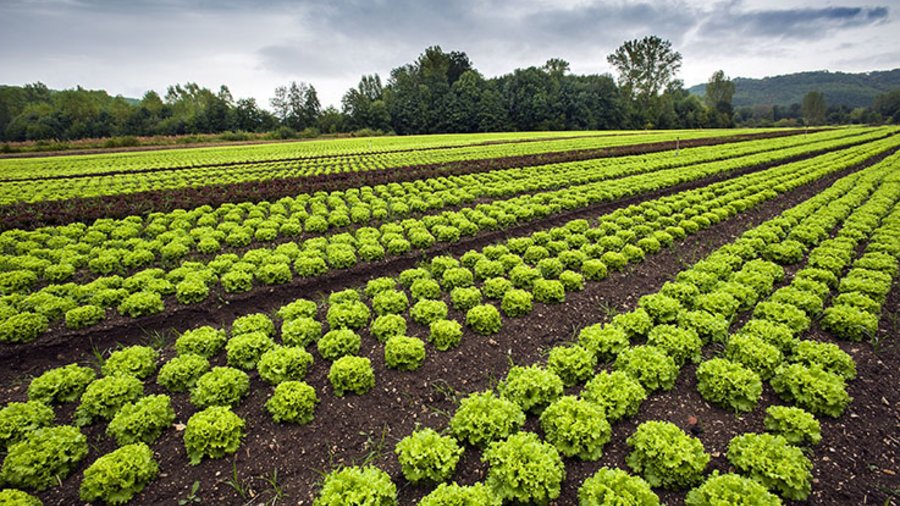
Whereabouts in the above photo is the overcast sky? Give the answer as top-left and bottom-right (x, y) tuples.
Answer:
(1, 0), (897, 109)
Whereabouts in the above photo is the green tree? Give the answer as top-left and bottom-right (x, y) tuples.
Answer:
(705, 70), (735, 127)
(802, 91), (826, 126)
(607, 35), (682, 123)
(270, 81), (320, 131)
(873, 89), (900, 123)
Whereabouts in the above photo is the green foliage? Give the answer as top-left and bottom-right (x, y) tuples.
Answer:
(450, 286), (482, 311)
(0, 489), (42, 505)
(726, 433), (812, 500)
(176, 276), (209, 304)
(601, 251), (628, 270)
(791, 340), (856, 380)
(442, 267), (474, 290)
(499, 365), (564, 414)
(64, 305), (105, 330)
(465, 304), (502, 335)
(419, 482), (500, 506)
(372, 290), (409, 316)
(646, 325), (702, 366)
(764, 239), (806, 265)
(232, 312), (275, 336)
(547, 345), (596, 387)
(695, 358), (762, 412)
(611, 309), (653, 339)
(694, 291), (740, 320)
(410, 278), (441, 301)
(638, 294), (682, 324)
(0, 425), (88, 491)
(313, 466), (397, 506)
(370, 314), (406, 343)
(429, 319), (463, 351)
(384, 336), (426, 371)
(736, 319), (797, 353)
(509, 264), (541, 289)
(157, 353), (209, 392)
(175, 326), (227, 358)
(328, 356), (375, 397)
(317, 329), (361, 361)
(0, 401), (54, 449)
(533, 279), (565, 303)
(677, 310), (728, 344)
(483, 277), (513, 299)
(559, 270), (585, 291)
(326, 301), (371, 330)
(183, 406), (245, 465)
(80, 443), (158, 504)
(281, 317), (322, 347)
(821, 304), (879, 342)
(190, 367), (249, 408)
(394, 428), (463, 483)
(724, 334), (782, 381)
(614, 345), (679, 392)
(257, 346), (313, 384)
(482, 431), (565, 504)
(582, 370), (647, 422)
(28, 363), (96, 404)
(626, 421), (709, 489)
(0, 312), (48, 343)
(411, 299), (449, 326)
(277, 298), (318, 321)
(107, 394), (175, 446)
(581, 259), (608, 281)
(500, 289), (533, 317)
(771, 363), (851, 418)
(226, 331), (275, 369)
(832, 291), (880, 315)
(117, 291), (164, 318)
(75, 375), (144, 426)
(577, 467), (659, 506)
(450, 391), (525, 447)
(578, 324), (629, 362)
(102, 345), (158, 379)
(540, 396), (611, 460)
(684, 472), (783, 506)
(753, 301), (810, 335)
(764, 405), (821, 446)
(769, 287), (823, 316)
(266, 380), (318, 424)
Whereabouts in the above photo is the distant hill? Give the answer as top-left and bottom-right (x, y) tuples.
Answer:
(688, 69), (900, 108)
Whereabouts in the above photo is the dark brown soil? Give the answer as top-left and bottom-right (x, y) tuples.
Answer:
(6, 148), (894, 506)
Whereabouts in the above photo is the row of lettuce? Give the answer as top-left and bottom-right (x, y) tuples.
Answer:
(0, 130), (741, 205)
(0, 146), (895, 504)
(3, 132), (897, 345)
(0, 128), (875, 286)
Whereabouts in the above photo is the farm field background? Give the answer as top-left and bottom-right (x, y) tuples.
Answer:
(0, 127), (897, 505)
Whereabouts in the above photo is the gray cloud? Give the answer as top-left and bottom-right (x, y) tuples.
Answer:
(699, 5), (889, 39)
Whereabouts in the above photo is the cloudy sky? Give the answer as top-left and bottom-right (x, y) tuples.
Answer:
(1, 0), (897, 109)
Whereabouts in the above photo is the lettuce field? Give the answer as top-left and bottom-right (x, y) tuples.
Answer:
(0, 127), (897, 505)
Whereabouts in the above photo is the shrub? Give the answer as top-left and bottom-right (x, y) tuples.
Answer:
(638, 294), (682, 324)
(326, 301), (371, 330)
(727, 433), (812, 500)
(695, 359), (762, 412)
(65, 305), (105, 330)
(792, 340), (856, 380)
(117, 291), (164, 318)
(764, 405), (821, 446)
(450, 287), (482, 311)
(281, 317), (322, 347)
(328, 356), (375, 397)
(410, 299), (449, 326)
(183, 406), (245, 465)
(410, 278), (442, 301)
(258, 346), (314, 384)
(0, 425), (88, 490)
(226, 331), (275, 370)
(394, 428), (463, 483)
(753, 301), (810, 335)
(501, 289), (533, 317)
(266, 381), (318, 424)
(611, 309), (653, 339)
(483, 431), (564, 504)
(106, 394), (175, 446)
(547, 345), (596, 387)
(75, 375), (144, 426)
(582, 370), (647, 421)
(724, 334), (782, 380)
(190, 367), (249, 408)
(684, 472), (782, 506)
(770, 363), (851, 417)
(278, 298), (318, 321)
(540, 396), (611, 460)
(0, 490), (42, 505)
(578, 467), (659, 506)
(372, 290), (409, 316)
(450, 391), (525, 447)
(419, 483), (500, 506)
(646, 325), (702, 366)
(157, 353), (209, 392)
(317, 329), (361, 361)
(370, 314), (406, 343)
(499, 365), (564, 414)
(384, 336), (426, 371)
(533, 279), (565, 303)
(821, 304), (879, 342)
(0, 401), (54, 449)
(102, 345), (158, 379)
(465, 304), (502, 335)
(614, 345), (679, 393)
(28, 363), (96, 404)
(626, 421), (709, 489)
(429, 319), (463, 351)
(578, 324), (629, 362)
(313, 466), (396, 506)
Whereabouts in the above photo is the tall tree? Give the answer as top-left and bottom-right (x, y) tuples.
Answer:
(802, 91), (827, 126)
(705, 70), (735, 127)
(270, 81), (320, 131)
(607, 36), (682, 102)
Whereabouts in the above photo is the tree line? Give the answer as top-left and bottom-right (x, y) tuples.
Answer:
(1, 37), (897, 143)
